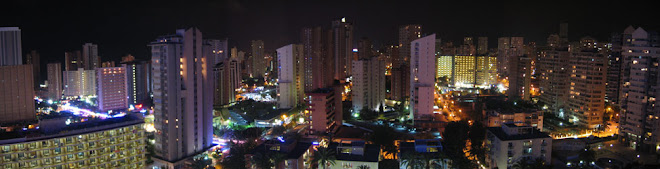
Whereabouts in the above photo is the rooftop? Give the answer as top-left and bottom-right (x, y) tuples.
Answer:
(328, 142), (380, 162)
(0, 113), (144, 145)
(487, 124), (551, 141)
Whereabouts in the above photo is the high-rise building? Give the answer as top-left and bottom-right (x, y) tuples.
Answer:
(0, 27), (22, 66)
(392, 25), (422, 101)
(390, 65), (409, 101)
(497, 37), (510, 78)
(619, 26), (660, 151)
(486, 124), (552, 169)
(25, 50), (41, 88)
(397, 25), (422, 67)
(607, 32), (624, 105)
(306, 87), (343, 133)
(476, 55), (498, 87)
(64, 50), (82, 71)
(358, 37), (373, 59)
(82, 43), (100, 70)
(149, 28), (214, 168)
(477, 37), (488, 55)
(214, 57), (240, 106)
(352, 56), (385, 112)
(121, 58), (150, 105)
(410, 34), (436, 120)
(96, 67), (128, 111)
(0, 65), (35, 123)
(332, 18), (354, 80)
(538, 49), (570, 114)
(251, 40), (266, 78)
(46, 63), (62, 100)
(63, 68), (96, 97)
(277, 44), (305, 109)
(301, 27), (334, 92)
(436, 55), (453, 80)
(568, 49), (607, 129)
(508, 55), (532, 101)
(208, 38), (229, 65)
(453, 55), (476, 88)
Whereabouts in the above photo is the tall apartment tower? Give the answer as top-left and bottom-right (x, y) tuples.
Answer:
(352, 56), (385, 112)
(0, 27), (22, 66)
(302, 27), (334, 92)
(452, 55), (476, 87)
(397, 25), (422, 67)
(208, 38), (229, 65)
(332, 18), (354, 80)
(96, 67), (128, 111)
(214, 57), (240, 106)
(568, 49), (607, 128)
(476, 55), (498, 87)
(497, 37), (510, 78)
(121, 59), (151, 105)
(538, 48), (571, 114)
(410, 34), (436, 120)
(277, 44), (305, 109)
(82, 43), (100, 70)
(63, 68), (96, 97)
(64, 51), (82, 71)
(25, 50), (41, 88)
(46, 63), (62, 100)
(357, 37), (373, 59)
(619, 26), (660, 152)
(149, 28), (214, 168)
(508, 55), (532, 101)
(392, 25), (422, 101)
(251, 40), (266, 78)
(607, 32), (624, 104)
(0, 65), (36, 123)
(477, 37), (488, 55)
(307, 86), (343, 133)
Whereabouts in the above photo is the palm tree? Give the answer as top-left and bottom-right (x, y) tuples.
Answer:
(400, 152), (425, 169)
(357, 165), (371, 169)
(313, 147), (337, 169)
(270, 153), (287, 169)
(511, 157), (532, 169)
(251, 152), (274, 169)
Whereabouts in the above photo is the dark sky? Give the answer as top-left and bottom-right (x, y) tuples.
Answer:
(2, 0), (659, 65)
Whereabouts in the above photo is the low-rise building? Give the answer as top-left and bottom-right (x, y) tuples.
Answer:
(483, 99), (543, 130)
(397, 139), (452, 169)
(328, 141), (380, 169)
(486, 124), (552, 169)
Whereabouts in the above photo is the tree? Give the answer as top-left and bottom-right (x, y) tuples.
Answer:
(579, 146), (596, 165)
(357, 165), (371, 169)
(366, 126), (399, 158)
(400, 152), (425, 169)
(360, 107), (378, 121)
(270, 152), (287, 169)
(378, 159), (400, 169)
(190, 157), (212, 169)
(313, 147), (337, 169)
(442, 121), (471, 168)
(468, 122), (487, 162)
(251, 152), (274, 169)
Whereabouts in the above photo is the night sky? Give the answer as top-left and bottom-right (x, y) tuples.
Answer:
(2, 0), (659, 65)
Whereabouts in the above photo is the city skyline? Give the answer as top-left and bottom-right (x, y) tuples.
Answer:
(3, 1), (659, 65)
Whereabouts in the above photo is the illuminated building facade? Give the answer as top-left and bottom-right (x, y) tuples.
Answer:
(452, 55), (475, 88)
(82, 43), (100, 70)
(0, 117), (146, 169)
(63, 68), (96, 97)
(352, 56), (385, 112)
(436, 55), (453, 80)
(410, 34), (435, 120)
(538, 49), (570, 114)
(96, 67), (128, 111)
(276, 44), (305, 109)
(568, 49), (607, 129)
(121, 60), (150, 105)
(149, 28), (214, 168)
(619, 26), (660, 151)
(301, 27), (334, 92)
(476, 55), (498, 87)
(307, 87), (342, 133)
